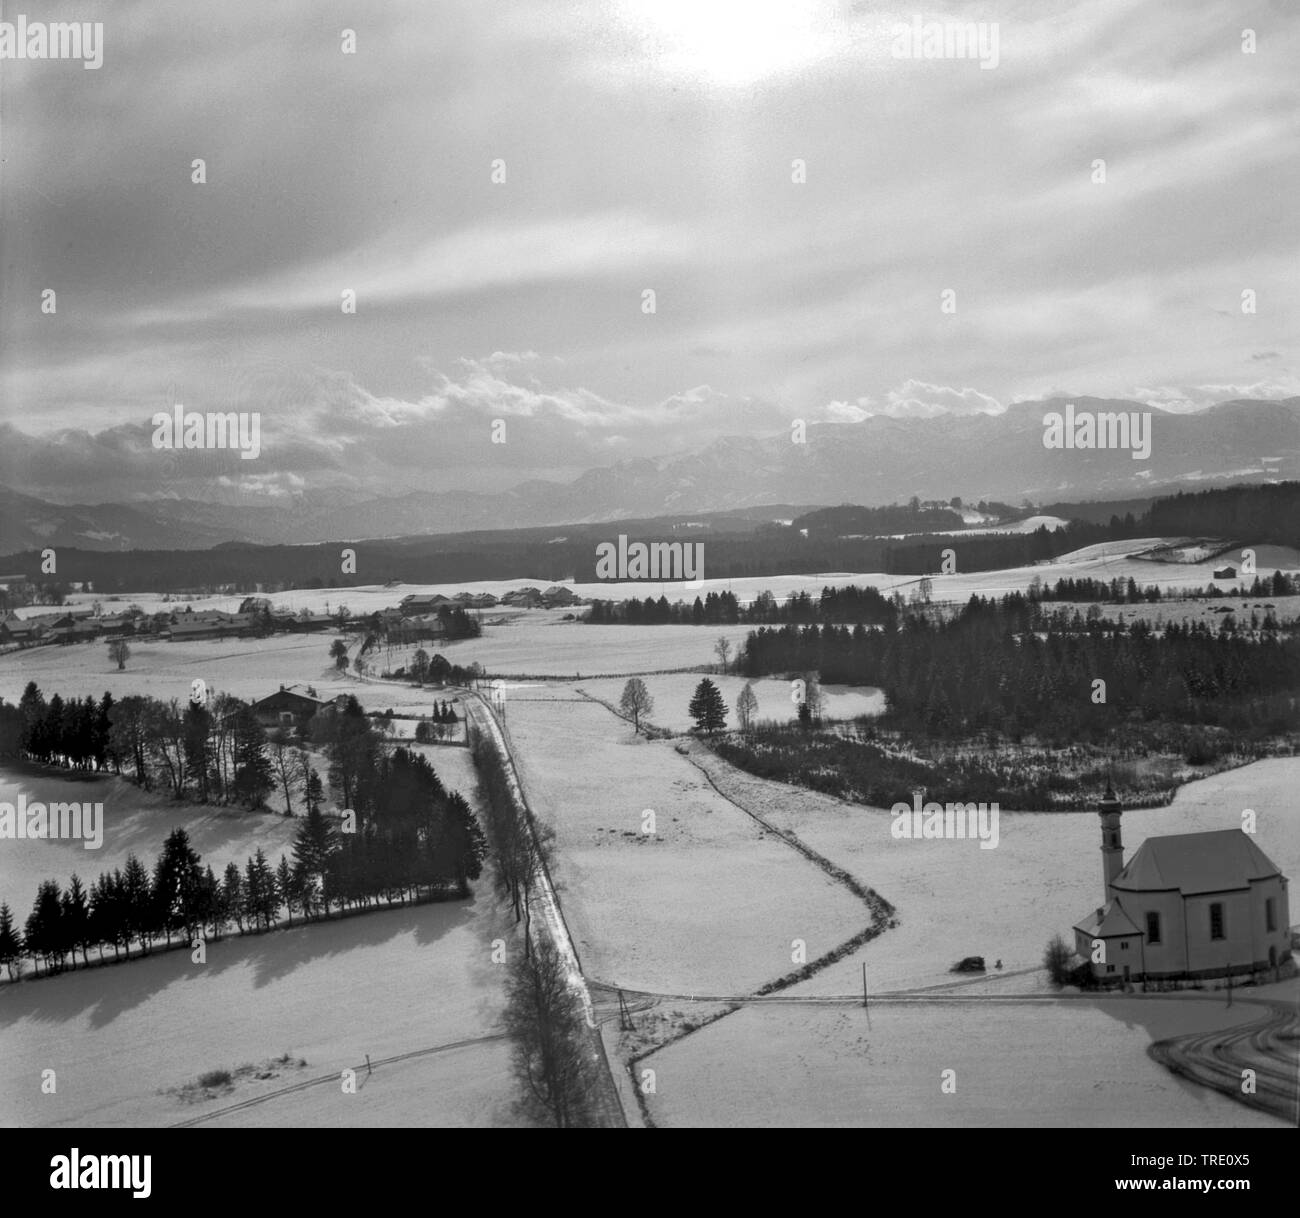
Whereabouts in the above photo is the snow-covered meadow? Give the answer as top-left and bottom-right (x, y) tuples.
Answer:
(0, 893), (522, 1127)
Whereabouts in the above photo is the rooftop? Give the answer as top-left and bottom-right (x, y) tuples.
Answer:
(1112, 829), (1283, 896)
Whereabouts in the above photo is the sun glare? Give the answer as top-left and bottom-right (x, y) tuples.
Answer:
(615, 0), (844, 87)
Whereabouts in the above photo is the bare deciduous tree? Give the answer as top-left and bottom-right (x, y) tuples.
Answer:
(736, 681), (758, 731)
(503, 936), (597, 1128)
(618, 677), (654, 733)
(714, 636), (732, 674)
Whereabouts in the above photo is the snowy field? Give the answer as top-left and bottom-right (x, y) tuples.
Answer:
(0, 768), (301, 922)
(639, 994), (1286, 1127)
(0, 633), (353, 707)
(504, 693), (869, 994)
(0, 891), (524, 1127)
(684, 752), (1300, 996)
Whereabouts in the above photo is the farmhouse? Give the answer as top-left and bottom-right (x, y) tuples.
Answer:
(167, 612), (254, 641)
(400, 613), (448, 640)
(1073, 785), (1291, 983)
(49, 620), (102, 644)
(400, 593), (452, 614)
(542, 585), (581, 607)
(251, 684), (341, 731)
(0, 613), (44, 646)
(500, 587), (544, 608)
(1213, 565), (1237, 580)
(286, 612), (334, 633)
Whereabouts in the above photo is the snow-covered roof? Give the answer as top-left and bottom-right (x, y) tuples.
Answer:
(1112, 829), (1283, 896)
(1074, 897), (1141, 938)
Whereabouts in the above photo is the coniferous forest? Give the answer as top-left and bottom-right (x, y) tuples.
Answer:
(0, 690), (486, 982)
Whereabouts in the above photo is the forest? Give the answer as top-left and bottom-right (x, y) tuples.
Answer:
(0, 690), (486, 981)
(737, 594), (1300, 741)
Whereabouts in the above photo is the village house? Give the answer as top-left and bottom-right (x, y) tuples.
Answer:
(1073, 785), (1291, 984)
(250, 684), (343, 732)
(167, 611), (255, 641)
(0, 612), (45, 646)
(49, 620), (102, 644)
(541, 585), (581, 607)
(500, 587), (544, 608)
(399, 593), (453, 615)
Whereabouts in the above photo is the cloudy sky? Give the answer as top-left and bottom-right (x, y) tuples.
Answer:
(1, 0), (1297, 504)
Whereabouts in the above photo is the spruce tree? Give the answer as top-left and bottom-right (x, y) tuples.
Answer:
(222, 862), (246, 933)
(688, 678), (728, 735)
(121, 853), (153, 954)
(24, 880), (64, 975)
(293, 807), (338, 917)
(61, 874), (92, 967)
(276, 854), (298, 926)
(0, 901), (23, 979)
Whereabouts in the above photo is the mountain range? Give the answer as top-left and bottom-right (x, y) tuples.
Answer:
(2, 397), (1295, 553)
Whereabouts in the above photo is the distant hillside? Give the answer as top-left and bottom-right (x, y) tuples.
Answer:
(1, 397), (1296, 550)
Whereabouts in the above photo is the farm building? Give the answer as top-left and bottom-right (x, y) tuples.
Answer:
(1073, 786), (1291, 983)
(0, 613), (45, 646)
(400, 593), (453, 614)
(251, 684), (343, 732)
(167, 613), (254, 641)
(1213, 565), (1237, 579)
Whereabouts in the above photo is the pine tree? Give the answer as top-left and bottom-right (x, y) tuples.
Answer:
(24, 880), (64, 975)
(293, 807), (338, 917)
(231, 704), (273, 807)
(198, 864), (221, 939)
(122, 854), (154, 953)
(245, 848), (278, 930)
(276, 854), (299, 926)
(221, 862), (246, 933)
(0, 901), (23, 979)
(688, 678), (728, 736)
(153, 828), (204, 944)
(61, 874), (93, 967)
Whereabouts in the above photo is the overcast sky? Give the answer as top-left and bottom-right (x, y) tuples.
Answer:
(1, 0), (1297, 503)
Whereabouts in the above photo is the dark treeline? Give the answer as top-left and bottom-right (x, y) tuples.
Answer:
(586, 585), (898, 626)
(739, 595), (1300, 740)
(467, 723), (553, 954)
(2, 683), (284, 807)
(1030, 570), (1299, 604)
(794, 503), (969, 536)
(1, 733), (486, 982)
(1146, 483), (1300, 547)
(587, 569), (1299, 627)
(466, 719), (598, 1125)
